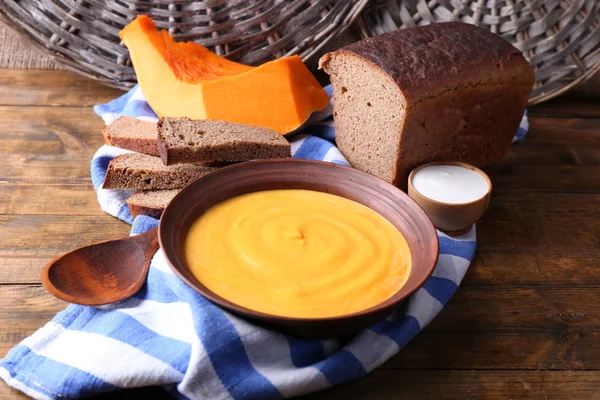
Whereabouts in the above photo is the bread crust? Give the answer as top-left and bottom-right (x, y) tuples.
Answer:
(323, 22), (534, 104)
(126, 189), (180, 219)
(127, 201), (164, 219)
(102, 153), (216, 190)
(102, 117), (161, 156)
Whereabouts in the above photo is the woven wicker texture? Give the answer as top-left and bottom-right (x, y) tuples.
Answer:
(0, 0), (368, 90)
(359, 0), (600, 105)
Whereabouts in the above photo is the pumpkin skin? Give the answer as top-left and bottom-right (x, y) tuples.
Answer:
(120, 16), (330, 134)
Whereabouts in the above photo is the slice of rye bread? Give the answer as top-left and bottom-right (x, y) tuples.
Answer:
(103, 153), (217, 190)
(103, 117), (232, 168)
(103, 117), (160, 156)
(127, 189), (180, 219)
(157, 117), (291, 165)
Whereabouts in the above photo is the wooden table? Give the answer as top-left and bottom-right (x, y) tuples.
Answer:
(1, 69), (599, 400)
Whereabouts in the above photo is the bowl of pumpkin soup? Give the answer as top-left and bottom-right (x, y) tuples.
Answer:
(159, 159), (438, 338)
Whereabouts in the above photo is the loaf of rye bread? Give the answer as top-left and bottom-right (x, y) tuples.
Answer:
(319, 22), (534, 188)
(157, 117), (291, 165)
(127, 189), (180, 219)
(102, 153), (217, 190)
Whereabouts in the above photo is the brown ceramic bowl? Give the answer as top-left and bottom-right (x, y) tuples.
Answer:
(159, 159), (438, 338)
(408, 161), (492, 236)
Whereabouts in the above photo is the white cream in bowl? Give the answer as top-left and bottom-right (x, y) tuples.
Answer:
(411, 164), (489, 204)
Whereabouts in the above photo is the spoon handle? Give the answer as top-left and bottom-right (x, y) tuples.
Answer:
(132, 227), (160, 253)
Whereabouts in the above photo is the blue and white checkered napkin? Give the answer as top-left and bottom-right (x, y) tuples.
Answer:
(0, 85), (527, 400)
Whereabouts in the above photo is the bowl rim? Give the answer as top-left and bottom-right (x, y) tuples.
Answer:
(408, 161), (493, 207)
(158, 158), (439, 323)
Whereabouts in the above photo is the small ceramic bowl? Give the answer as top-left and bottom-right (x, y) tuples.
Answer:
(159, 159), (439, 338)
(408, 161), (492, 236)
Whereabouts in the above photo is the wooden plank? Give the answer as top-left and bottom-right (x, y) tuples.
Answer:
(0, 257), (55, 284)
(0, 70), (122, 107)
(475, 220), (599, 249)
(0, 286), (65, 358)
(0, 156), (97, 184)
(528, 97), (600, 118)
(0, 385), (28, 400)
(0, 106), (108, 186)
(429, 286), (600, 331)
(502, 142), (600, 166)
(466, 248), (600, 286)
(486, 165), (600, 192)
(526, 117), (600, 145)
(1, 183), (101, 215)
(485, 191), (600, 222)
(387, 330), (600, 370)
(304, 370), (600, 400)
(0, 106), (106, 156)
(0, 383), (170, 400)
(0, 215), (129, 283)
(0, 215), (130, 256)
(2, 370), (600, 399)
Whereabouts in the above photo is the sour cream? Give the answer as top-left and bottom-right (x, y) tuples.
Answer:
(411, 164), (490, 204)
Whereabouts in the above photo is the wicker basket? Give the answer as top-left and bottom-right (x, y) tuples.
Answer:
(358, 0), (600, 105)
(0, 0), (368, 90)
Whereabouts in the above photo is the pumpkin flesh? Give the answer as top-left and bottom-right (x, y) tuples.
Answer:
(120, 16), (330, 133)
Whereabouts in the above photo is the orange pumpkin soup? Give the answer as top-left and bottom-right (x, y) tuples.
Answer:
(185, 189), (411, 318)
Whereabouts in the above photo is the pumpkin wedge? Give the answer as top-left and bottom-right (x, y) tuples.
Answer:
(120, 16), (330, 134)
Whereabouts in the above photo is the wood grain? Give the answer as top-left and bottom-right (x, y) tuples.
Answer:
(0, 215), (129, 255)
(1, 69), (600, 399)
(0, 156), (100, 184)
(429, 287), (600, 331)
(501, 142), (600, 166)
(0, 106), (105, 156)
(487, 165), (600, 191)
(525, 117), (600, 145)
(0, 257), (59, 284)
(485, 192), (600, 222)
(466, 249), (600, 286)
(476, 220), (600, 248)
(529, 97), (600, 118)
(388, 330), (600, 370)
(303, 370), (600, 399)
(2, 370), (599, 400)
(0, 70), (120, 107)
(1, 184), (100, 215)
(0, 286), (65, 357)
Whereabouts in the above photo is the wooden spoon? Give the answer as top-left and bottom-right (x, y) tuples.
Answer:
(41, 227), (159, 306)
